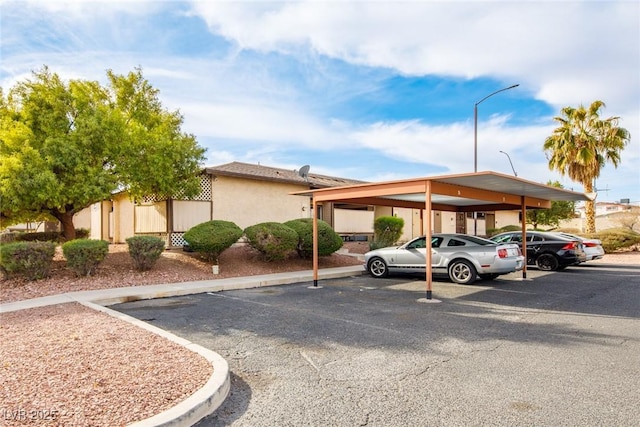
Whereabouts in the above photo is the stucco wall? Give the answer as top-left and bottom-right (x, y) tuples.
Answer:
(212, 176), (310, 230)
(494, 211), (521, 230)
(333, 208), (374, 234)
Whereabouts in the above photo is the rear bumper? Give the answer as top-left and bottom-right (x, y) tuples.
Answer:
(480, 256), (525, 273)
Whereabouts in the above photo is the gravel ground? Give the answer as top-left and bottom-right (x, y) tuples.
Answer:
(0, 243), (365, 426)
(0, 304), (212, 426)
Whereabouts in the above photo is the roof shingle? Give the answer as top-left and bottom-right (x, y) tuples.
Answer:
(205, 162), (365, 188)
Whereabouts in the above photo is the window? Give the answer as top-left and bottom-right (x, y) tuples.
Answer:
(408, 237), (427, 249)
(448, 238), (466, 247)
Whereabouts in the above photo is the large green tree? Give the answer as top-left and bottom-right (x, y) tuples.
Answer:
(0, 67), (206, 239)
(526, 181), (575, 229)
(543, 100), (630, 233)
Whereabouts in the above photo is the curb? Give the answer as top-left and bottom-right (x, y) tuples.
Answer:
(1, 266), (364, 426)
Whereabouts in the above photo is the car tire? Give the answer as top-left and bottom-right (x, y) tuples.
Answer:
(479, 273), (499, 280)
(536, 253), (559, 271)
(368, 257), (389, 278)
(448, 259), (477, 284)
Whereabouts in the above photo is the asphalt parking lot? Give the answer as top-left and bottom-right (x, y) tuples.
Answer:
(114, 262), (640, 426)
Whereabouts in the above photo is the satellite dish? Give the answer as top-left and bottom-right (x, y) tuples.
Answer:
(298, 165), (310, 179)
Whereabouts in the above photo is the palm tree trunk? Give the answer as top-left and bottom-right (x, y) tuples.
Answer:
(584, 182), (596, 233)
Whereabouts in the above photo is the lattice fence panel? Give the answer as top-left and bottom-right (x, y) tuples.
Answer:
(170, 232), (187, 248)
(141, 174), (211, 203)
(173, 174), (211, 201)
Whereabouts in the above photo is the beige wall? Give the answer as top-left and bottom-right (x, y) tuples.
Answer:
(333, 208), (374, 234)
(73, 207), (91, 231)
(494, 211), (521, 230)
(212, 176), (310, 230)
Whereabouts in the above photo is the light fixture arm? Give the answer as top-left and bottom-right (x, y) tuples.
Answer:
(499, 150), (518, 176)
(474, 84), (519, 172)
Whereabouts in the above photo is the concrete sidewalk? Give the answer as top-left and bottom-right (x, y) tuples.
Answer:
(0, 265), (364, 313)
(0, 265), (364, 427)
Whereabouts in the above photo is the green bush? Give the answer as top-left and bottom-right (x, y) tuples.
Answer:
(283, 218), (343, 259)
(0, 229), (90, 244)
(244, 222), (298, 261)
(62, 239), (109, 276)
(12, 231), (62, 243)
(126, 236), (165, 271)
(183, 220), (243, 263)
(587, 228), (640, 253)
(371, 216), (404, 249)
(0, 241), (56, 281)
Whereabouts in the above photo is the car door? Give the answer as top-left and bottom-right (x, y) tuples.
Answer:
(527, 234), (544, 259)
(393, 237), (426, 269)
(393, 236), (442, 270)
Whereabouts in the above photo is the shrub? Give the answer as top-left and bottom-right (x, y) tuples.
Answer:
(283, 218), (343, 259)
(183, 220), (243, 263)
(0, 241), (56, 281)
(371, 216), (404, 249)
(62, 239), (109, 276)
(1, 229), (90, 244)
(126, 236), (165, 271)
(244, 222), (298, 261)
(587, 228), (640, 253)
(13, 231), (62, 243)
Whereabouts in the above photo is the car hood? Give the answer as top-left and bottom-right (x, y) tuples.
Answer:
(365, 246), (403, 256)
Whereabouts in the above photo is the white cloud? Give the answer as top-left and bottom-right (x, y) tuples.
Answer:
(191, 1), (639, 111)
(2, 0), (637, 203)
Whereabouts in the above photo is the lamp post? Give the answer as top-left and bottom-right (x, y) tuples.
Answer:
(499, 150), (518, 176)
(474, 84), (519, 172)
(472, 84), (519, 236)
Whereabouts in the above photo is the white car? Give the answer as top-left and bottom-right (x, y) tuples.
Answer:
(364, 234), (524, 284)
(549, 232), (605, 261)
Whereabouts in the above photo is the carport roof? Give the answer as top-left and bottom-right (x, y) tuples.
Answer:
(293, 171), (592, 211)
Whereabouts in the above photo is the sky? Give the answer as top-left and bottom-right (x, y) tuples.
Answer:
(1, 0), (639, 205)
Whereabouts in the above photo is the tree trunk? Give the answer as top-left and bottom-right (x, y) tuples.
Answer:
(52, 210), (77, 240)
(584, 181), (596, 233)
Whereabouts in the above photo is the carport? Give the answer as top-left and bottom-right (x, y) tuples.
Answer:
(295, 171), (592, 301)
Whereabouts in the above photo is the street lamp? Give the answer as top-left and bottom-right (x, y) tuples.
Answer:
(499, 150), (518, 176)
(474, 84), (519, 172)
(472, 84), (519, 236)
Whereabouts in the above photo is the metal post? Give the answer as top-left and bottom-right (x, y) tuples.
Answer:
(473, 84), (519, 171)
(473, 84), (519, 236)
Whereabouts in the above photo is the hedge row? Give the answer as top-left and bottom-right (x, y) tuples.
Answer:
(0, 235), (167, 281)
(0, 229), (90, 244)
(183, 218), (343, 263)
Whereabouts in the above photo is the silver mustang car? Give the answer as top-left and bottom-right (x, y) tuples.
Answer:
(364, 233), (524, 284)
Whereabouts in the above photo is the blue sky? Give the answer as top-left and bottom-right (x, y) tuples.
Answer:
(2, 0), (639, 204)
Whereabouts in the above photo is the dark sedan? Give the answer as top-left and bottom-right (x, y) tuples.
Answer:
(490, 231), (586, 271)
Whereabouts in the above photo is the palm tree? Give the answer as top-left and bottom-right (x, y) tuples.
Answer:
(544, 100), (630, 233)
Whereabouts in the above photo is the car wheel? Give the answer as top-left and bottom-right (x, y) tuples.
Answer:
(448, 259), (477, 284)
(368, 257), (389, 278)
(479, 273), (499, 280)
(536, 253), (559, 271)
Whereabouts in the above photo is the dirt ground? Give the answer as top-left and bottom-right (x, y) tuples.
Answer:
(0, 242), (367, 304)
